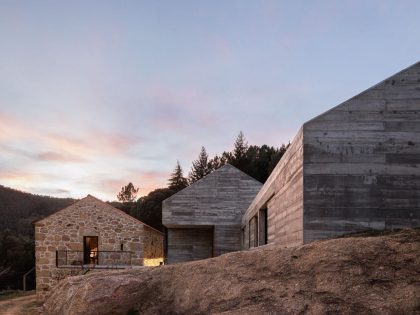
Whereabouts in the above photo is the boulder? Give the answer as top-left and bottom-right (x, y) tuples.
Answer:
(43, 229), (420, 314)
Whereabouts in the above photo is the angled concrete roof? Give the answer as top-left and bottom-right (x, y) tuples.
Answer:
(162, 164), (262, 227)
(163, 163), (262, 203)
(305, 60), (420, 125)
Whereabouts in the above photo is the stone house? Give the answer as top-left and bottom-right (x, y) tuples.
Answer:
(34, 195), (163, 301)
(242, 61), (420, 249)
(162, 164), (262, 264)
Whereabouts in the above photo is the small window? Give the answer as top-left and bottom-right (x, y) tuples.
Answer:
(120, 243), (124, 251)
(249, 216), (258, 248)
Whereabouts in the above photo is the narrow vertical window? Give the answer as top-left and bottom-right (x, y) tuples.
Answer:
(249, 216), (258, 248)
(259, 208), (268, 246)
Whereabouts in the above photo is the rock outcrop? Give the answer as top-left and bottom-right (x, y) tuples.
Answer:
(43, 229), (420, 315)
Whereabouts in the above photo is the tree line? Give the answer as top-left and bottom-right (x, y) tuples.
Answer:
(115, 132), (288, 231)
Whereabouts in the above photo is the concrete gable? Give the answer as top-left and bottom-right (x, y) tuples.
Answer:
(305, 61), (420, 126)
(163, 164), (262, 227)
(164, 164), (261, 202)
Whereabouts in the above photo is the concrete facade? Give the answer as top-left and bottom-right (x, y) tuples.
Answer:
(242, 128), (304, 249)
(163, 164), (262, 264)
(34, 195), (163, 301)
(242, 61), (420, 249)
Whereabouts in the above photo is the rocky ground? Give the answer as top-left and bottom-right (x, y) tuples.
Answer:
(0, 293), (38, 315)
(43, 229), (420, 315)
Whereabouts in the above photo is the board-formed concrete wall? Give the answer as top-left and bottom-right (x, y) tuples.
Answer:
(34, 195), (164, 301)
(303, 61), (420, 242)
(242, 127), (304, 248)
(163, 164), (262, 263)
(167, 228), (213, 263)
(242, 61), (420, 249)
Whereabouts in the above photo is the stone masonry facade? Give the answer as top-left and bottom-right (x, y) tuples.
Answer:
(34, 195), (164, 301)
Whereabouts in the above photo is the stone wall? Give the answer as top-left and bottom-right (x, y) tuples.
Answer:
(34, 195), (163, 301)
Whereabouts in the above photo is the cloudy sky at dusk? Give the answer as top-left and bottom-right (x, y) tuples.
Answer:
(1, 1), (420, 200)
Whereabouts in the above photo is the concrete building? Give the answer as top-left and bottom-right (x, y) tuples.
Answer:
(34, 195), (164, 300)
(242, 61), (420, 249)
(162, 164), (262, 264)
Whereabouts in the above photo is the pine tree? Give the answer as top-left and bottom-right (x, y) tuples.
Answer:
(188, 146), (211, 184)
(168, 161), (188, 192)
(233, 131), (248, 160)
(230, 131), (250, 171)
(117, 182), (139, 203)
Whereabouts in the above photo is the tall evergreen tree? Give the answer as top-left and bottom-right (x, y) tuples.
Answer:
(188, 146), (211, 184)
(117, 182), (139, 203)
(168, 161), (188, 192)
(230, 131), (250, 171)
(233, 131), (248, 160)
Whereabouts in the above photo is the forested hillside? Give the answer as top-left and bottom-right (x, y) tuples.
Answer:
(0, 185), (75, 237)
(0, 186), (75, 290)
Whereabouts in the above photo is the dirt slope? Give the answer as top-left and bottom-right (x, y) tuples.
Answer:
(0, 293), (37, 315)
(43, 229), (420, 315)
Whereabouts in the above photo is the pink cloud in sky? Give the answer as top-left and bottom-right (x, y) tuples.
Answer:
(0, 111), (142, 160)
(0, 111), (153, 199)
(0, 169), (37, 182)
(36, 151), (86, 163)
(45, 131), (140, 157)
(96, 169), (169, 200)
(0, 113), (30, 139)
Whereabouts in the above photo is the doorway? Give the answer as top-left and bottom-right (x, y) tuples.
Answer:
(167, 228), (213, 264)
(83, 236), (98, 265)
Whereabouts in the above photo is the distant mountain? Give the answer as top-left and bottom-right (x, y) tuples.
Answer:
(0, 185), (75, 238)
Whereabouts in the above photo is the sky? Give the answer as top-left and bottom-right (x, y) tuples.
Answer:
(1, 1), (420, 200)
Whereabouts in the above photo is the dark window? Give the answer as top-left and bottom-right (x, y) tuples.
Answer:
(259, 208), (268, 246)
(120, 243), (124, 251)
(249, 216), (258, 248)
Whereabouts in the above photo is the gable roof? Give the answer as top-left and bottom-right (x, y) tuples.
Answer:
(34, 194), (163, 235)
(304, 60), (420, 125)
(163, 163), (262, 204)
